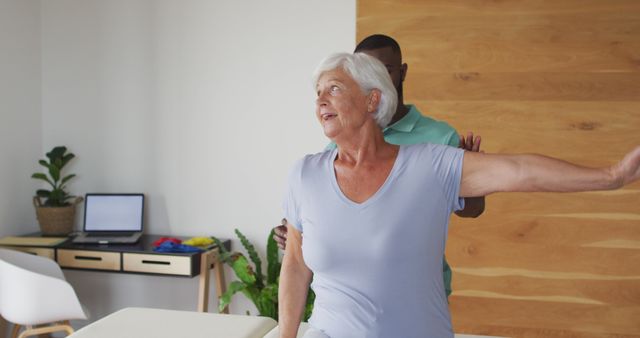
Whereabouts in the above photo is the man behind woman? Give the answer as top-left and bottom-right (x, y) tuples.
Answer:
(273, 34), (485, 300)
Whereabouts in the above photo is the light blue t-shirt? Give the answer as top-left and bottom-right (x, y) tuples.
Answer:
(324, 104), (462, 298)
(283, 143), (464, 338)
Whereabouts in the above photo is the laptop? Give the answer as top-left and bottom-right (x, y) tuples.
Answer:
(72, 193), (144, 244)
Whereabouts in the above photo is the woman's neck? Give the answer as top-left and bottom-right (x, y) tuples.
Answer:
(334, 123), (396, 166)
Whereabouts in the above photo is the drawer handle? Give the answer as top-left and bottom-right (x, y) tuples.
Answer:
(142, 260), (171, 265)
(75, 255), (102, 261)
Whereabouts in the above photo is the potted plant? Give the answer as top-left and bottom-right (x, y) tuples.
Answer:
(212, 229), (315, 321)
(31, 146), (82, 236)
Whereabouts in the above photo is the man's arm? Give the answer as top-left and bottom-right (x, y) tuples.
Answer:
(454, 196), (484, 217)
(459, 146), (640, 197)
(278, 223), (312, 338)
(455, 131), (485, 217)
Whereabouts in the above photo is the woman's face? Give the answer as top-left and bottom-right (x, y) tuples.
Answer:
(315, 68), (371, 140)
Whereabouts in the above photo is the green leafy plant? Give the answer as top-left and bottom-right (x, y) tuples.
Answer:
(31, 146), (76, 206)
(212, 229), (315, 321)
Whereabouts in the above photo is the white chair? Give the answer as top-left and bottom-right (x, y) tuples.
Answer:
(0, 248), (87, 338)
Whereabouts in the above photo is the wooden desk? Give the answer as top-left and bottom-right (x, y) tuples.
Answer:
(0, 234), (230, 313)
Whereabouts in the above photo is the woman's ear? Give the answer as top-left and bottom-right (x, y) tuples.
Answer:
(367, 89), (381, 113)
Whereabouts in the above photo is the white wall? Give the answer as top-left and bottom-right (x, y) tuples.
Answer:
(0, 0), (42, 334)
(38, 0), (356, 324)
(0, 0), (42, 236)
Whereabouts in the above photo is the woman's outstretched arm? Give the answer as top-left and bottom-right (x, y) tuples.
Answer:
(460, 145), (640, 197)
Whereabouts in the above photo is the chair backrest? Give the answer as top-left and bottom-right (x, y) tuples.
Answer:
(0, 248), (64, 279)
(0, 248), (87, 325)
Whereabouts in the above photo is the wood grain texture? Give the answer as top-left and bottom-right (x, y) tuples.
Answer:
(365, 13), (640, 72)
(452, 274), (640, 306)
(405, 73), (640, 101)
(416, 100), (640, 163)
(358, 0), (640, 17)
(450, 296), (640, 337)
(358, 0), (640, 336)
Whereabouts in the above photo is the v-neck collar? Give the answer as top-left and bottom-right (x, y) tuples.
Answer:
(328, 145), (405, 208)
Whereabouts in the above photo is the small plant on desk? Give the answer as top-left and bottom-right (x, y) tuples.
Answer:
(212, 229), (314, 321)
(31, 146), (83, 235)
(32, 146), (77, 206)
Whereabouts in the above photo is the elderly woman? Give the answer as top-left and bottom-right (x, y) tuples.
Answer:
(278, 52), (640, 338)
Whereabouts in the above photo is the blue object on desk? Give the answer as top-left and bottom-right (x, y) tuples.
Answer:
(153, 241), (203, 253)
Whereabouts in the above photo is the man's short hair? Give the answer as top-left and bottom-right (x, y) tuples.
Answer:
(354, 34), (402, 56)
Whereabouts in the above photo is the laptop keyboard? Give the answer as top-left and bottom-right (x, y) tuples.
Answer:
(86, 232), (134, 237)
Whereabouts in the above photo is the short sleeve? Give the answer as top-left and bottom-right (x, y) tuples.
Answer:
(428, 144), (465, 212)
(281, 157), (305, 232)
(446, 130), (460, 148)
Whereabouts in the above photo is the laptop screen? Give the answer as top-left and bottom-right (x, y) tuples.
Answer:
(84, 194), (144, 232)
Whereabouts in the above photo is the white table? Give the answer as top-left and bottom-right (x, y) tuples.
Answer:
(70, 307), (507, 338)
(69, 308), (276, 338)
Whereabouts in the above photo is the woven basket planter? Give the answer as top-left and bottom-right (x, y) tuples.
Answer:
(33, 196), (83, 236)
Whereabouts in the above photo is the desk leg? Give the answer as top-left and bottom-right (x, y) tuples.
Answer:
(213, 253), (228, 313)
(0, 315), (5, 336)
(198, 248), (228, 314)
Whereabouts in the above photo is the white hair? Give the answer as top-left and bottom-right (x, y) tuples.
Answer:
(312, 52), (397, 128)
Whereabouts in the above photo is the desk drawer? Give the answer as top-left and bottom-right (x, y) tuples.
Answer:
(58, 249), (121, 271)
(123, 253), (192, 276)
(0, 246), (56, 260)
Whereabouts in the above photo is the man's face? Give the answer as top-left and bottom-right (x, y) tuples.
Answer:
(360, 47), (406, 92)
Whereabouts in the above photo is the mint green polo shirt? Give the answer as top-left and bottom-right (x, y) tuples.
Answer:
(325, 104), (459, 298)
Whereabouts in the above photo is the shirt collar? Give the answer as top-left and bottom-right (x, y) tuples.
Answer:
(384, 104), (420, 133)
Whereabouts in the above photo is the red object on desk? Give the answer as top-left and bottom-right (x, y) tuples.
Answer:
(152, 237), (182, 247)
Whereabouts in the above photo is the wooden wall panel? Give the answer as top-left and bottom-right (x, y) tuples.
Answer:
(358, 0), (640, 337)
(407, 72), (640, 101)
